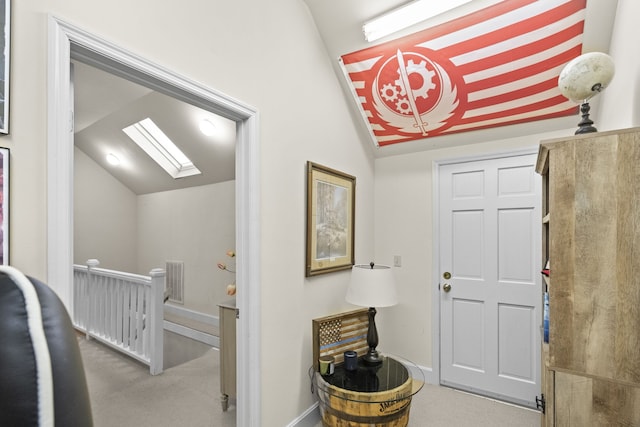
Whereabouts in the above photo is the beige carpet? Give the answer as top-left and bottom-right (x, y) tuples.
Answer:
(405, 384), (540, 426)
(79, 333), (540, 426)
(79, 332), (235, 427)
(313, 383), (540, 427)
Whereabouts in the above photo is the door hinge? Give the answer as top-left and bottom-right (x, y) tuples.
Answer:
(535, 393), (545, 413)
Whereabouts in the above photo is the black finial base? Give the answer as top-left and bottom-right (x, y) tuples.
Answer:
(575, 102), (597, 135)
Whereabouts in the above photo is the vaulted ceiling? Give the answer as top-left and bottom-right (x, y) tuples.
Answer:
(73, 61), (236, 195)
(73, 0), (619, 194)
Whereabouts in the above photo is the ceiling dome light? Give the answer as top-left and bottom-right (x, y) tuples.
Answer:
(199, 119), (216, 136)
(106, 153), (120, 166)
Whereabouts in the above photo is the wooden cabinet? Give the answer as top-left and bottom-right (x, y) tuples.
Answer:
(536, 128), (640, 426)
(218, 299), (237, 411)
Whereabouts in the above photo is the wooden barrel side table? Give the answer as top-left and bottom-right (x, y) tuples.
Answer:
(312, 355), (424, 427)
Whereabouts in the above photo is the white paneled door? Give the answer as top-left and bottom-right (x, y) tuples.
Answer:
(438, 153), (541, 408)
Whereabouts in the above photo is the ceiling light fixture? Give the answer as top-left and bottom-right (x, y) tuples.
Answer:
(363, 0), (473, 42)
(199, 119), (216, 137)
(123, 117), (201, 179)
(106, 153), (120, 166)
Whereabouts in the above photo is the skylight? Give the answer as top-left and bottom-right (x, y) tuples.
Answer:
(122, 118), (201, 179)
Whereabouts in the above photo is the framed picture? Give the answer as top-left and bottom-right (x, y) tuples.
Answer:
(0, 147), (8, 265)
(306, 162), (355, 277)
(0, 0), (9, 134)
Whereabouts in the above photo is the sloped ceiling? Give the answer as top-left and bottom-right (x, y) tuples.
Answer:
(73, 61), (236, 195)
(73, 0), (620, 195)
(304, 0), (619, 157)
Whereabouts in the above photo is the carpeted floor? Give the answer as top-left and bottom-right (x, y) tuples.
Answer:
(404, 384), (540, 426)
(79, 331), (235, 427)
(312, 383), (540, 427)
(79, 333), (540, 426)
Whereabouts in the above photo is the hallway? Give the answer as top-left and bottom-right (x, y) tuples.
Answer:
(79, 331), (235, 427)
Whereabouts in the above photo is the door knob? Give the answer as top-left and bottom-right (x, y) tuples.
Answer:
(443, 283), (452, 293)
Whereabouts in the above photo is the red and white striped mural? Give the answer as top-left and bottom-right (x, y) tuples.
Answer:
(340, 0), (585, 147)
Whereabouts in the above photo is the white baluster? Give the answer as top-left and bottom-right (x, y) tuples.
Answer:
(149, 268), (165, 375)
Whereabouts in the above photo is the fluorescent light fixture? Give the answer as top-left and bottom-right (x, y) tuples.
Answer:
(199, 119), (216, 137)
(123, 118), (201, 179)
(363, 0), (473, 42)
(106, 153), (120, 166)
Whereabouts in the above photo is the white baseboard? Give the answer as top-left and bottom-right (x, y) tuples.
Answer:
(164, 304), (219, 328)
(287, 402), (320, 427)
(163, 304), (219, 347)
(421, 364), (437, 385)
(163, 320), (219, 347)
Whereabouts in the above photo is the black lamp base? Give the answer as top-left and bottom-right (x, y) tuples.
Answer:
(363, 307), (383, 366)
(362, 349), (383, 366)
(575, 102), (598, 135)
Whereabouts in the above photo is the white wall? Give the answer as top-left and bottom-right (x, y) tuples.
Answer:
(597, 0), (640, 130)
(74, 147), (138, 272)
(9, 0), (374, 425)
(75, 147), (235, 316)
(374, 0), (640, 378)
(137, 181), (235, 315)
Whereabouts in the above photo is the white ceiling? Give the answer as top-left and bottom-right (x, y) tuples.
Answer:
(73, 61), (236, 195)
(73, 0), (619, 194)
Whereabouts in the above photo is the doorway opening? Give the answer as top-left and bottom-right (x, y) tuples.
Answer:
(48, 17), (261, 424)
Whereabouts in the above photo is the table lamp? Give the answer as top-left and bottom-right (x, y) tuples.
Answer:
(558, 52), (615, 135)
(345, 262), (398, 366)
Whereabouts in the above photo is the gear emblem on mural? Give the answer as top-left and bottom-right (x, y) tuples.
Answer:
(380, 83), (399, 102)
(379, 60), (437, 108)
(377, 54), (439, 116)
(395, 99), (411, 114)
(371, 49), (458, 138)
(395, 60), (436, 100)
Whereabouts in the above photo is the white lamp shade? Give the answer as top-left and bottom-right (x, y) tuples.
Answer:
(558, 52), (615, 102)
(346, 264), (398, 308)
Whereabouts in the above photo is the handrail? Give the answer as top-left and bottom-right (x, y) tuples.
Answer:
(73, 259), (166, 375)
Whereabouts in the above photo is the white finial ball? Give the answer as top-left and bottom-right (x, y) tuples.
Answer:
(558, 52), (615, 102)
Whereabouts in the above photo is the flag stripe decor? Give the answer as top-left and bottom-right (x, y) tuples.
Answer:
(340, 0), (586, 146)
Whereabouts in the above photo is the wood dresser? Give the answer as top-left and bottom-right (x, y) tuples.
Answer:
(536, 128), (640, 426)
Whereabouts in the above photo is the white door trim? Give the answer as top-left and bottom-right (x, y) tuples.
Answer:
(47, 16), (262, 425)
(430, 147), (539, 387)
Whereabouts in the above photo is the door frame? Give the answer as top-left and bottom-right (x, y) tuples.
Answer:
(48, 16), (262, 425)
(430, 147), (540, 387)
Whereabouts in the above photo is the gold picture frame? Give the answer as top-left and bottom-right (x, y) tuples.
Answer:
(306, 162), (355, 277)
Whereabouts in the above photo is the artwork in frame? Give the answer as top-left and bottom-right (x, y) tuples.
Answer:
(0, 0), (9, 134)
(306, 162), (355, 277)
(0, 147), (8, 265)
